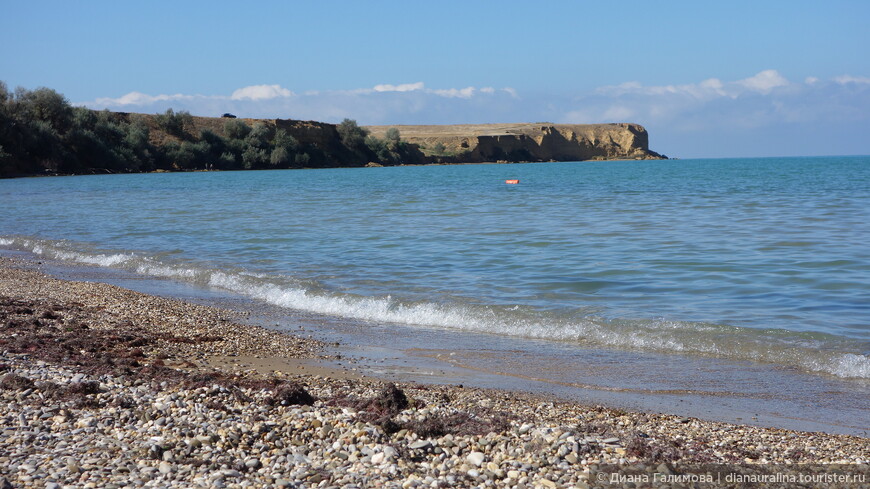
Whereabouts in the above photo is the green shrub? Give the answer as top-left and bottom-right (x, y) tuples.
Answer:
(154, 109), (193, 138)
(295, 152), (310, 166)
(273, 129), (298, 151)
(270, 146), (290, 167)
(337, 118), (368, 149)
(219, 151), (237, 168)
(385, 127), (401, 143)
(224, 119), (251, 139)
(242, 145), (268, 169)
(246, 123), (271, 148)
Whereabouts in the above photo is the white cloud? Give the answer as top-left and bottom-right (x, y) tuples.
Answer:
(736, 69), (790, 93)
(92, 91), (195, 106)
(373, 82), (424, 92)
(80, 82), (525, 124)
(834, 75), (870, 85)
(558, 70), (870, 157)
(230, 84), (293, 100)
(431, 86), (476, 98)
(596, 70), (793, 101)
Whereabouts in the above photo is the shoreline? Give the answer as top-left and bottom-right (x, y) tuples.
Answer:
(0, 156), (663, 181)
(1, 256), (868, 487)
(11, 245), (867, 436)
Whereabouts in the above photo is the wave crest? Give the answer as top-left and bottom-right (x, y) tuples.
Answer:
(2, 235), (868, 379)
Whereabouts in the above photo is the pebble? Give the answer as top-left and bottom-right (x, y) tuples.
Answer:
(409, 440), (432, 450)
(466, 451), (486, 466)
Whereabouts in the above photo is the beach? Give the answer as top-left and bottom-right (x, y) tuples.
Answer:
(1, 256), (867, 488)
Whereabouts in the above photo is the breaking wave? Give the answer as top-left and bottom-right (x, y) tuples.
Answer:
(2, 235), (868, 380)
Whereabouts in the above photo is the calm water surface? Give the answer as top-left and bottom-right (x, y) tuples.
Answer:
(2, 157), (869, 386)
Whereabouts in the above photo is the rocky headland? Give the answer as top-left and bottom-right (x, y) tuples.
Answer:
(365, 123), (664, 163)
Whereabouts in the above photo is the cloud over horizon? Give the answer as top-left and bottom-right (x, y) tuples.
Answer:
(86, 82), (520, 123)
(81, 70), (870, 157)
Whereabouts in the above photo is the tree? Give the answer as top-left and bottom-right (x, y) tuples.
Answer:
(273, 129), (298, 152)
(242, 146), (268, 169)
(245, 123), (271, 149)
(385, 127), (401, 143)
(219, 152), (237, 168)
(154, 108), (193, 138)
(12, 87), (74, 133)
(336, 118), (368, 149)
(224, 118), (251, 139)
(270, 146), (290, 167)
(0, 81), (10, 103)
(295, 152), (310, 166)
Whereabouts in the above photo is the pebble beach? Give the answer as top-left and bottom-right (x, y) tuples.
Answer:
(1, 256), (868, 489)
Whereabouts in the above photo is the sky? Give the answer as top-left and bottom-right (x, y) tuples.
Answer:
(2, 0), (869, 158)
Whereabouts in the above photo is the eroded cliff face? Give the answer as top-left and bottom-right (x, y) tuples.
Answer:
(366, 123), (664, 162)
(157, 116), (662, 167)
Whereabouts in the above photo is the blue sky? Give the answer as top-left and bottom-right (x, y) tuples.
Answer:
(2, 0), (869, 158)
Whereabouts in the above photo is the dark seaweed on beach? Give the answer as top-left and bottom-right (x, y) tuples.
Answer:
(0, 373), (35, 390)
(331, 382), (513, 437)
(267, 382), (315, 406)
(0, 295), (315, 405)
(404, 411), (513, 438)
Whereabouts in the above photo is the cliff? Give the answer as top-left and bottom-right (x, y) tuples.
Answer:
(365, 123), (664, 163)
(1, 99), (666, 177)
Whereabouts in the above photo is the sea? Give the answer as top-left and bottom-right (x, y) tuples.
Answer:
(1, 156), (869, 434)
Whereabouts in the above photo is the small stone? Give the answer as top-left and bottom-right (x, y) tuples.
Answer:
(409, 440), (432, 450)
(602, 437), (620, 444)
(158, 462), (173, 474)
(540, 478), (557, 488)
(466, 451), (486, 466)
(383, 446), (398, 460)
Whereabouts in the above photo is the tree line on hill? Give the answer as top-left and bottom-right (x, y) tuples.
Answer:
(0, 82), (424, 178)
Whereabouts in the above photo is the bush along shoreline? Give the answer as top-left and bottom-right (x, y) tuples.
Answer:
(0, 82), (425, 178)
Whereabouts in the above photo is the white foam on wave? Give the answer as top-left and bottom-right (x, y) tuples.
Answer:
(818, 353), (870, 379)
(135, 261), (199, 280)
(4, 234), (869, 379)
(207, 270), (870, 379)
(52, 249), (133, 267)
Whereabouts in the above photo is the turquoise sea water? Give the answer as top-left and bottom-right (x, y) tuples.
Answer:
(1, 157), (869, 385)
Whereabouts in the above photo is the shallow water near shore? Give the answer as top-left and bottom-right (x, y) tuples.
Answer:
(2, 157), (869, 434)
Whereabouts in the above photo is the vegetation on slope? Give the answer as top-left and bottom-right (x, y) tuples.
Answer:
(0, 82), (417, 177)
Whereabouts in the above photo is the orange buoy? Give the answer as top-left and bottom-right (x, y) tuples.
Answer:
(505, 179), (520, 184)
